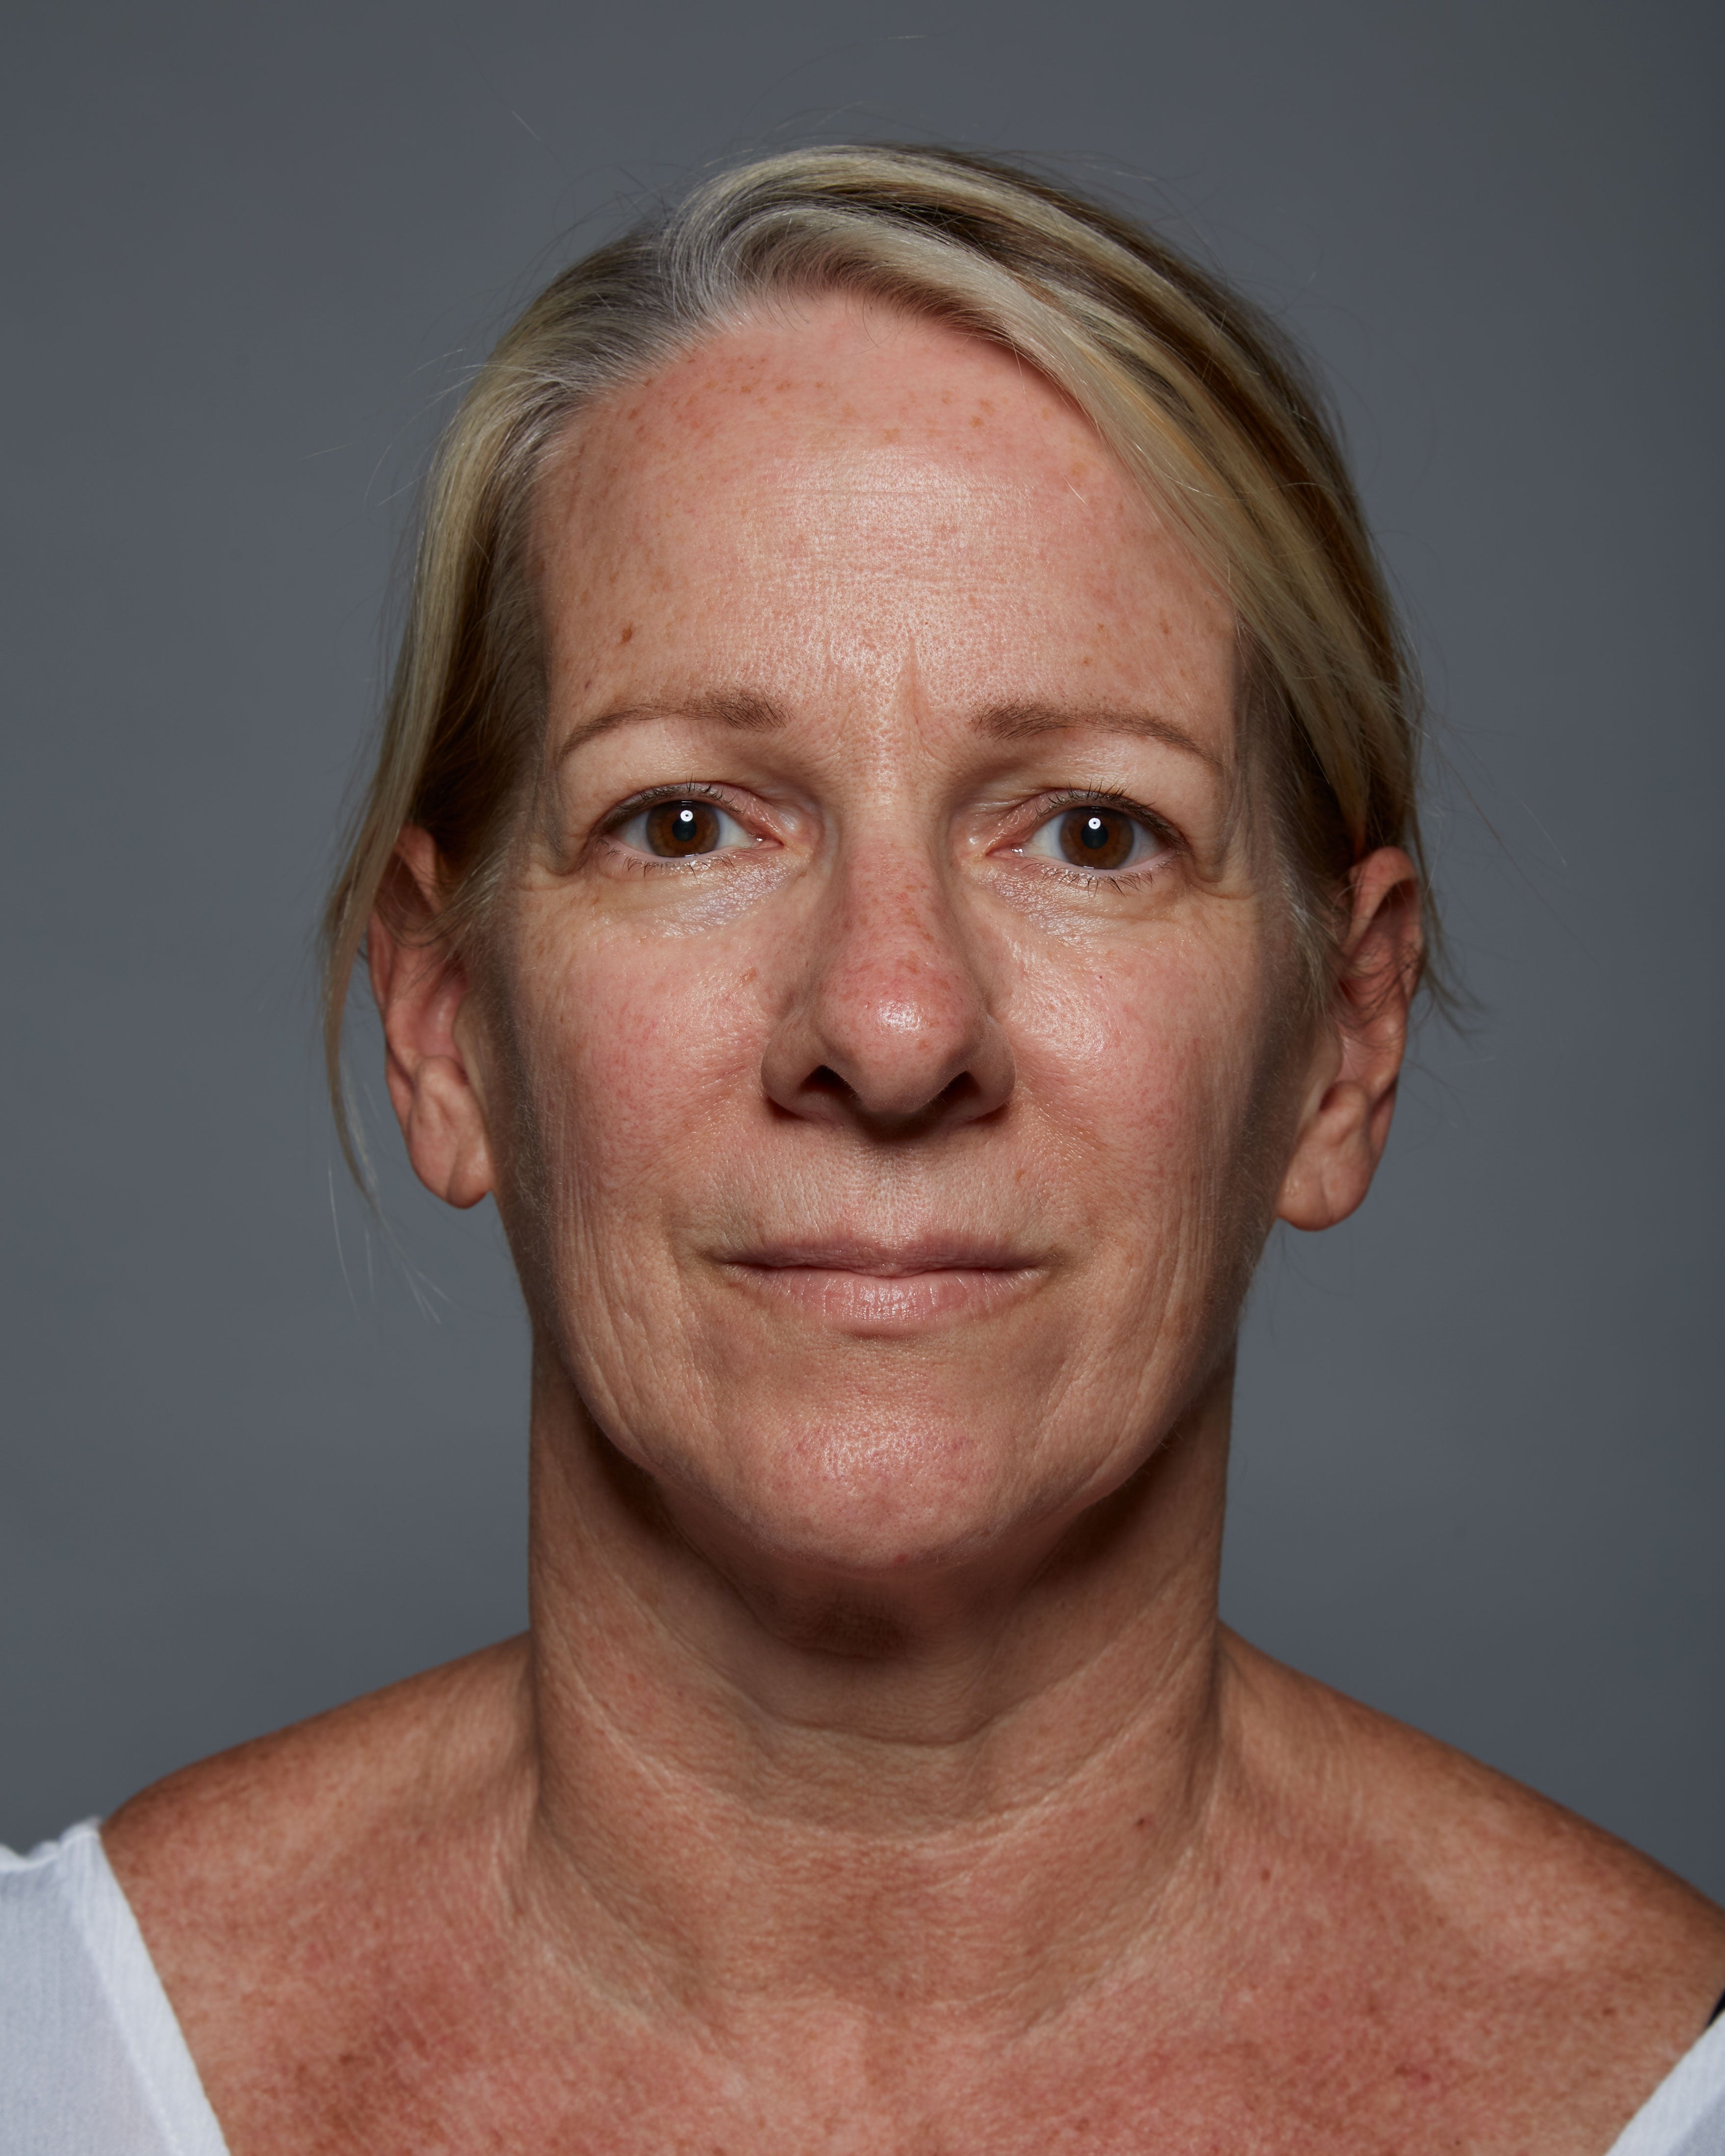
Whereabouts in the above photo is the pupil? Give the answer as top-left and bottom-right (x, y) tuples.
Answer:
(645, 801), (720, 857)
(1060, 809), (1132, 871)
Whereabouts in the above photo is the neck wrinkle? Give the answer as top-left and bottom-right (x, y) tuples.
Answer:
(512, 1342), (1239, 2037)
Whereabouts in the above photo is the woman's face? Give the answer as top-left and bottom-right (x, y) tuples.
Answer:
(449, 298), (1330, 1579)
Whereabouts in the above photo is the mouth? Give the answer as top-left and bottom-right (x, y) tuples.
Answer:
(716, 1237), (1045, 1331)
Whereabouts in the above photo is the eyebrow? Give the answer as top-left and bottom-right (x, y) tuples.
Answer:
(555, 687), (785, 763)
(974, 700), (1223, 772)
(552, 687), (1221, 773)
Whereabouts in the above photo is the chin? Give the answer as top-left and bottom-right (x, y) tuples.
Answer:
(660, 1392), (1093, 1589)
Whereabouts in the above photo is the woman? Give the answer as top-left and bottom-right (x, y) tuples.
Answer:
(4, 145), (1721, 2154)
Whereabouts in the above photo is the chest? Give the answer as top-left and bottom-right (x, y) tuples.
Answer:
(204, 1977), (1636, 2156)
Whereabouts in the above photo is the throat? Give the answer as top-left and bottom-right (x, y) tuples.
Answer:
(515, 1363), (1238, 2030)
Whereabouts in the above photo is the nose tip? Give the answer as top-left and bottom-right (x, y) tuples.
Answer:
(795, 1019), (1015, 1133)
(761, 876), (1015, 1136)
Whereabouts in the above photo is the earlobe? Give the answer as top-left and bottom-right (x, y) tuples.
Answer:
(1273, 848), (1421, 1234)
(367, 831), (497, 1211)
(1275, 1075), (1382, 1232)
(397, 1052), (496, 1210)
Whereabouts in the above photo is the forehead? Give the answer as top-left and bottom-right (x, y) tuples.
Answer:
(531, 294), (1234, 727)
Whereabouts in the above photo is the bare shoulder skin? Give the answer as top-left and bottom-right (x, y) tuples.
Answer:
(105, 1629), (1725, 2156)
(1208, 1637), (1725, 2151)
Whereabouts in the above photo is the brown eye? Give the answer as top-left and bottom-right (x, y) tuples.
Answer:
(613, 794), (754, 862)
(1058, 809), (1132, 869)
(642, 800), (723, 856)
(1022, 802), (1164, 875)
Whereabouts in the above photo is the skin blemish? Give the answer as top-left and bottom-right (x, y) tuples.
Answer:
(618, 624), (635, 646)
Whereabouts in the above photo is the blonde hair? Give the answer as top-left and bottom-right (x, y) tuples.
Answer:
(322, 144), (1433, 1171)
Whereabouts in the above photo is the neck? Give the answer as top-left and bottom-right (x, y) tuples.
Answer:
(514, 1342), (1237, 2035)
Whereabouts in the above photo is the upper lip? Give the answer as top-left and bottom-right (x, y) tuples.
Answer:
(722, 1235), (1039, 1276)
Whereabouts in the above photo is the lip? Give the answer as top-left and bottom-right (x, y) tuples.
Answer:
(730, 1235), (1035, 1275)
(717, 1237), (1044, 1331)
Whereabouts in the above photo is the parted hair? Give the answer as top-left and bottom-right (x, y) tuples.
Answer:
(322, 143), (1434, 1170)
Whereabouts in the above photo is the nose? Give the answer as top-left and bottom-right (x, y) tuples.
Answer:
(760, 847), (1016, 1137)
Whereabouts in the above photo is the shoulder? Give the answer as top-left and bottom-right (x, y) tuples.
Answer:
(1218, 1632), (1725, 2149)
(105, 1636), (529, 1886)
(103, 1638), (532, 2061)
(1268, 1642), (1722, 1969)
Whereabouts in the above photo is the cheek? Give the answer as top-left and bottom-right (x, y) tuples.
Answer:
(1006, 931), (1283, 1235)
(506, 905), (769, 1204)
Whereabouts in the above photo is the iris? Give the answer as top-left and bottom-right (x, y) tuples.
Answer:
(644, 801), (722, 857)
(1058, 808), (1135, 871)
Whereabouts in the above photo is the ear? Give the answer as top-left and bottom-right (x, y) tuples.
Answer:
(1275, 847), (1423, 1233)
(367, 829), (496, 1209)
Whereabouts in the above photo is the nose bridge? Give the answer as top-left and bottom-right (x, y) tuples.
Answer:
(829, 825), (972, 1026)
(819, 822), (984, 1088)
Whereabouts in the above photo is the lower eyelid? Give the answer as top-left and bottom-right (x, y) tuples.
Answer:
(610, 801), (756, 855)
(1026, 856), (1168, 889)
(1019, 810), (1167, 872)
(599, 799), (1172, 873)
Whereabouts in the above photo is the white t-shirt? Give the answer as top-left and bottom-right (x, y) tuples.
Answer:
(3, 1820), (1723, 2153)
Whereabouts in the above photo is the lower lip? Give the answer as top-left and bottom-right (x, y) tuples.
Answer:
(726, 1265), (1037, 1330)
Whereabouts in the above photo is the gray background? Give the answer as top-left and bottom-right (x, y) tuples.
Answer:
(3, 0), (1721, 1896)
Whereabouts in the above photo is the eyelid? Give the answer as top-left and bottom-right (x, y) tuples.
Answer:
(1013, 792), (1176, 874)
(601, 783), (765, 859)
(1024, 786), (1176, 832)
(590, 781), (1175, 871)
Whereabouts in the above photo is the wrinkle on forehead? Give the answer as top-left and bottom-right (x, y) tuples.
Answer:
(528, 295), (1244, 801)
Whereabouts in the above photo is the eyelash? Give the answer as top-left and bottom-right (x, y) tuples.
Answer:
(1013, 789), (1179, 885)
(593, 782), (1179, 883)
(598, 782), (765, 872)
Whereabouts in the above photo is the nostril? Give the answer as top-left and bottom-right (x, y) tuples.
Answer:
(793, 1063), (988, 1132)
(763, 1008), (1014, 1133)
